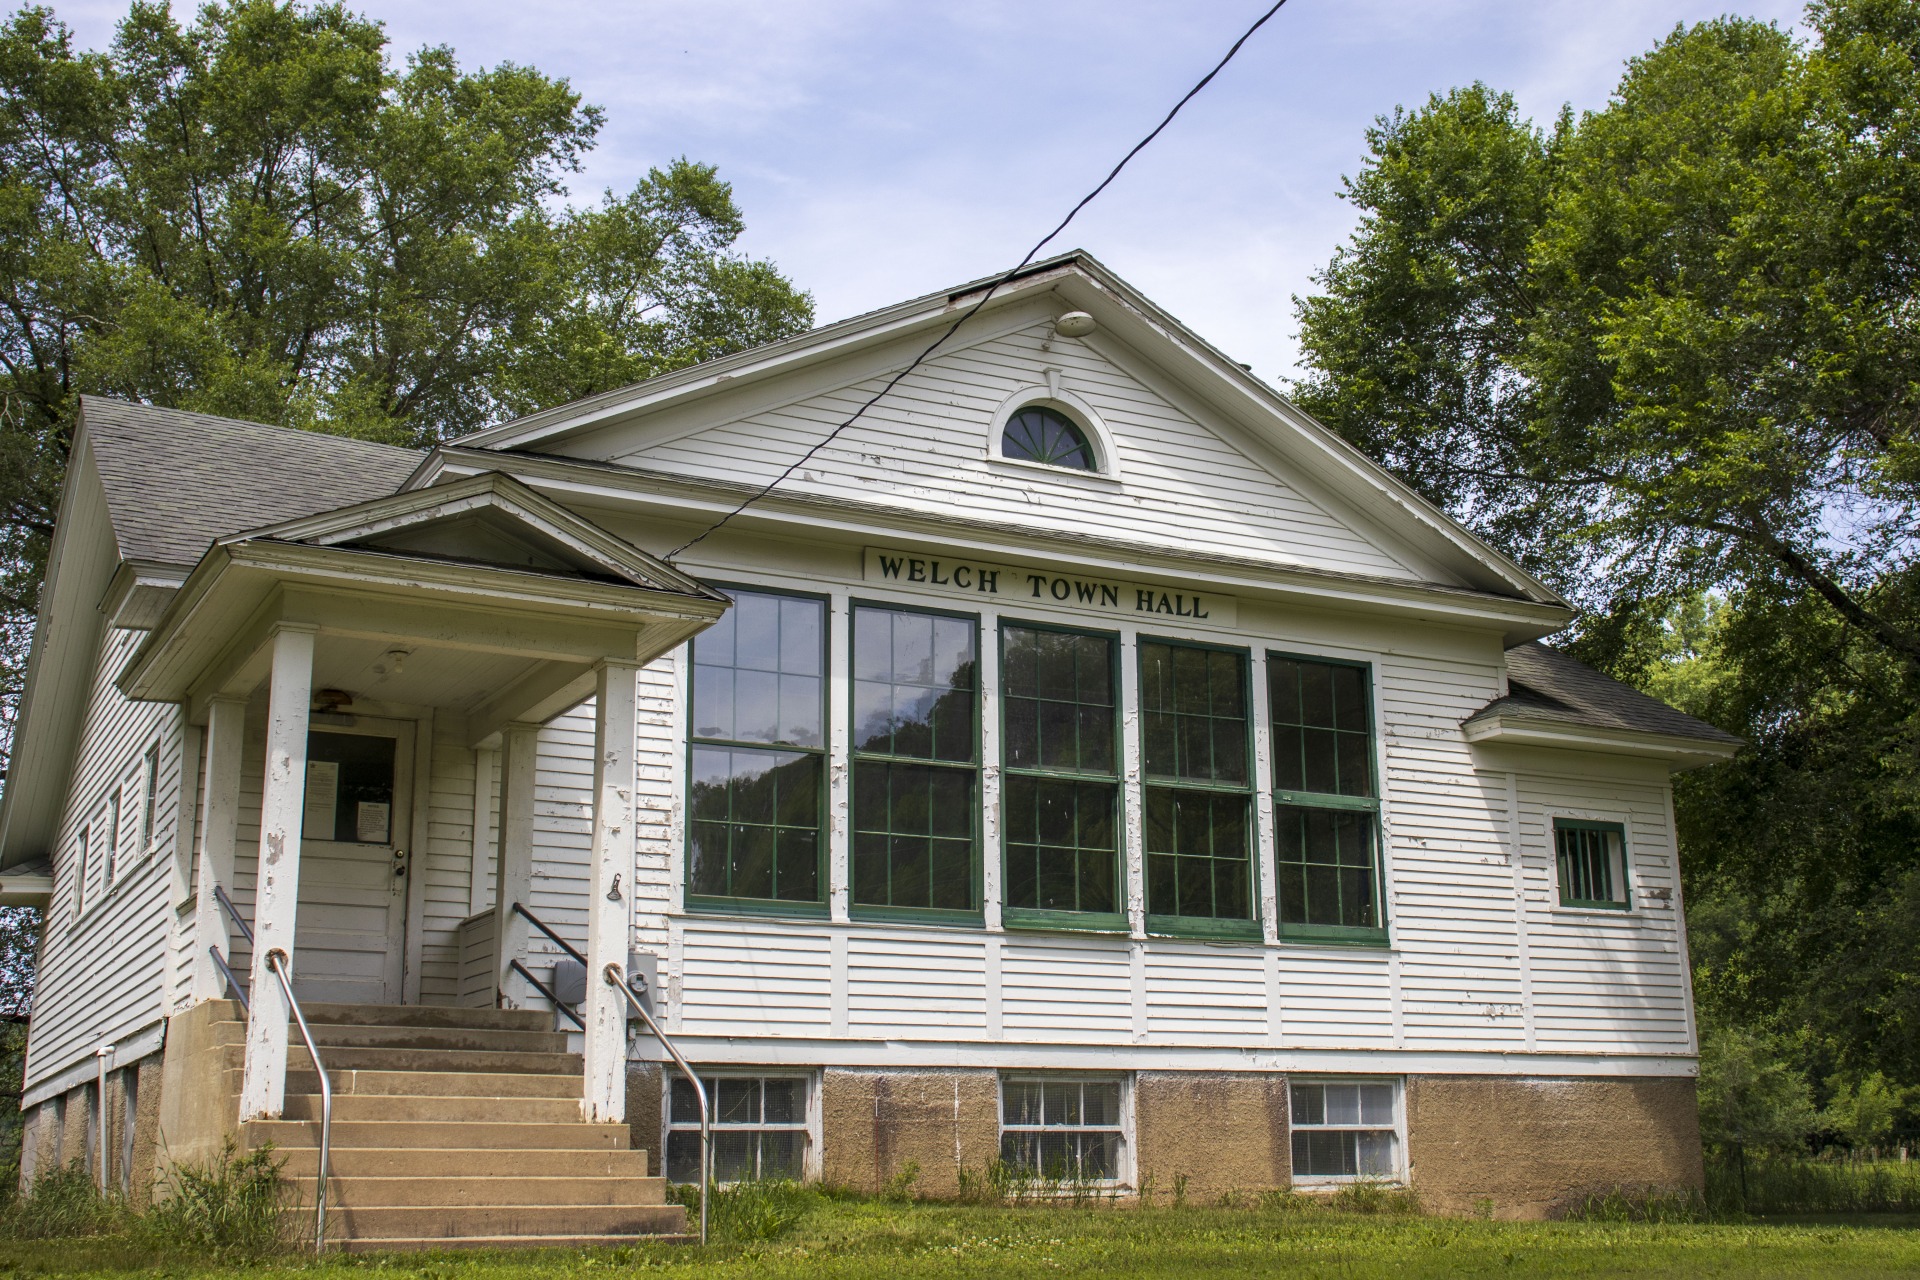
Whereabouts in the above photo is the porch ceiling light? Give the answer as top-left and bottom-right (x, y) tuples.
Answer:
(373, 647), (411, 679)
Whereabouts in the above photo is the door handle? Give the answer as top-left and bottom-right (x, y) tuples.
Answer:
(391, 848), (408, 878)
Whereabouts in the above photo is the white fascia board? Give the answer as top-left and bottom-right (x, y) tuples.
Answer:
(1462, 714), (1741, 769)
(0, 872), (53, 906)
(629, 1035), (1697, 1078)
(420, 448), (1574, 641)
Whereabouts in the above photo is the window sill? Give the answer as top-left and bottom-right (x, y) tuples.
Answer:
(848, 905), (985, 929)
(1553, 901), (1633, 917)
(1144, 915), (1262, 943)
(1276, 927), (1391, 949)
(1002, 908), (1130, 936)
(985, 456), (1124, 489)
(685, 896), (831, 921)
(1290, 1177), (1407, 1191)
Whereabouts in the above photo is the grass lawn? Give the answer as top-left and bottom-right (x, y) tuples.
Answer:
(2, 1201), (1919, 1279)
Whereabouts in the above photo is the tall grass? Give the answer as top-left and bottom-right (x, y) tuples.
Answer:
(0, 1142), (291, 1256)
(1708, 1154), (1920, 1215)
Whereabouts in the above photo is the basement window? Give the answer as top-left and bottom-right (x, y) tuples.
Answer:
(1289, 1078), (1403, 1185)
(666, 1072), (813, 1183)
(999, 1075), (1129, 1187)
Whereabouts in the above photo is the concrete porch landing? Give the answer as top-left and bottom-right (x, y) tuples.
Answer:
(210, 1002), (686, 1251)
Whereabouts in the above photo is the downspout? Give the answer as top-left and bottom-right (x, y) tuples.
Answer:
(94, 1044), (114, 1194)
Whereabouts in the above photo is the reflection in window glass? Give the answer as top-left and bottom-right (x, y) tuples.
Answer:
(667, 1075), (808, 1183)
(1269, 655), (1385, 939)
(1268, 657), (1373, 797)
(1002, 625), (1120, 919)
(689, 590), (827, 906)
(1139, 641), (1253, 925)
(852, 606), (979, 913)
(1141, 642), (1248, 785)
(1000, 1077), (1126, 1182)
(1274, 805), (1379, 930)
(1289, 1080), (1400, 1181)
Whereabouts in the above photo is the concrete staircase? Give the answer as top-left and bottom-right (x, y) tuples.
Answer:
(215, 1002), (686, 1252)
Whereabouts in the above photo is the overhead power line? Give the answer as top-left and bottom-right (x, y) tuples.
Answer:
(667, 0), (1292, 560)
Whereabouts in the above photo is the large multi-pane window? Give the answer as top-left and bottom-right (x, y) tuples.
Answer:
(666, 1074), (811, 1183)
(1000, 1076), (1127, 1184)
(1140, 640), (1255, 934)
(1554, 819), (1629, 909)
(1270, 655), (1386, 942)
(1289, 1079), (1402, 1183)
(688, 589), (827, 908)
(851, 604), (980, 914)
(1000, 624), (1121, 927)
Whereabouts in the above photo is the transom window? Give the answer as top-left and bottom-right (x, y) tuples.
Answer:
(1290, 1079), (1402, 1184)
(1001, 624), (1121, 926)
(1001, 405), (1096, 470)
(1554, 819), (1629, 909)
(667, 1074), (811, 1183)
(688, 589), (827, 906)
(1140, 640), (1255, 935)
(1000, 1075), (1127, 1184)
(1270, 655), (1386, 941)
(851, 604), (980, 914)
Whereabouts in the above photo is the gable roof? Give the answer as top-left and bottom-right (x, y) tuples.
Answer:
(81, 397), (423, 570)
(1464, 643), (1741, 761)
(446, 252), (1567, 609)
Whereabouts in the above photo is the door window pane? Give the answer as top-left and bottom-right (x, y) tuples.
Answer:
(305, 731), (397, 844)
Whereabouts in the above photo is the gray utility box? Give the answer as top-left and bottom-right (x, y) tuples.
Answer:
(550, 952), (657, 1019)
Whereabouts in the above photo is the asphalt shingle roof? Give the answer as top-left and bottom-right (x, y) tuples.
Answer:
(1466, 642), (1741, 746)
(81, 397), (424, 569)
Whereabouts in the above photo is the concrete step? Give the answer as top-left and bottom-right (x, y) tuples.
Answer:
(313, 1175), (670, 1208)
(298, 1023), (571, 1054)
(321, 1203), (688, 1241)
(220, 1042), (582, 1077)
(331, 1232), (693, 1254)
(282, 1093), (583, 1124)
(301, 1003), (552, 1033)
(278, 1146), (654, 1180)
(280, 1069), (583, 1099)
(245, 1119), (629, 1152)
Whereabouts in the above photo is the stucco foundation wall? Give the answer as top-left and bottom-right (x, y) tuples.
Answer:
(17, 1050), (164, 1203)
(1407, 1075), (1704, 1218)
(1133, 1071), (1290, 1202)
(625, 1062), (663, 1176)
(820, 1068), (998, 1197)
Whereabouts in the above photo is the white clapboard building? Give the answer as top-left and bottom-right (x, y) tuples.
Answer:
(2, 253), (1736, 1242)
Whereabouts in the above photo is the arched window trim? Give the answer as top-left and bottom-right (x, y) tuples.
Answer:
(985, 386), (1122, 481)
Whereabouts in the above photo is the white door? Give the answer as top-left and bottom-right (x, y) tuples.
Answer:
(293, 721), (413, 1004)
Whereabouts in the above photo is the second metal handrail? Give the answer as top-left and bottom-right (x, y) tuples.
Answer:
(209, 946), (249, 1012)
(606, 963), (708, 1246)
(264, 949), (332, 1256)
(510, 901), (585, 964)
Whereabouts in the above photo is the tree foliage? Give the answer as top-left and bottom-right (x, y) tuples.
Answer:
(0, 0), (813, 763)
(1294, 0), (1920, 1119)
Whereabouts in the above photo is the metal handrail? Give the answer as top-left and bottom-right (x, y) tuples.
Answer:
(264, 949), (332, 1256)
(214, 883), (254, 944)
(509, 959), (584, 1029)
(510, 901), (585, 965)
(605, 963), (708, 1246)
(209, 946), (249, 1012)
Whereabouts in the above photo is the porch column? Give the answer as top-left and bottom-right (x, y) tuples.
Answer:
(583, 661), (639, 1124)
(191, 697), (247, 1003)
(240, 625), (316, 1123)
(492, 723), (540, 1005)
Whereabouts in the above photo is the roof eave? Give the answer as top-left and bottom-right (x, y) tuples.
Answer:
(1462, 712), (1742, 769)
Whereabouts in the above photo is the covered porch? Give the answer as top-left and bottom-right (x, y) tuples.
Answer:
(120, 472), (727, 1126)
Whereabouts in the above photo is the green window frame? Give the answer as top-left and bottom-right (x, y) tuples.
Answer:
(1139, 638), (1258, 940)
(1269, 653), (1388, 945)
(1553, 818), (1630, 910)
(850, 601), (982, 922)
(999, 622), (1124, 932)
(685, 586), (830, 916)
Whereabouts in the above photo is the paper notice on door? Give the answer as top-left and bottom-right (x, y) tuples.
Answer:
(357, 801), (391, 844)
(304, 761), (339, 840)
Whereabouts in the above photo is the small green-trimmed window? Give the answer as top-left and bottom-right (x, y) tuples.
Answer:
(1140, 640), (1256, 937)
(1554, 819), (1629, 910)
(688, 589), (827, 909)
(1001, 624), (1122, 928)
(852, 604), (980, 916)
(1002, 405), (1096, 470)
(1270, 654), (1386, 943)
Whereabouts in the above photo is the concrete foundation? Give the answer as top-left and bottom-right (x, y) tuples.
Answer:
(1405, 1074), (1704, 1218)
(1133, 1070), (1291, 1204)
(819, 1068), (1000, 1197)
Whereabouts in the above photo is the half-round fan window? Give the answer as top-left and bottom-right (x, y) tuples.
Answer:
(1001, 405), (1096, 471)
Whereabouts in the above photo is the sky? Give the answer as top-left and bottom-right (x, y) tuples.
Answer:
(52, 0), (1812, 383)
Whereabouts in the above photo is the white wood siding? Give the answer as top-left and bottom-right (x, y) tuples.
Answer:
(24, 629), (185, 1092)
(609, 323), (1418, 583)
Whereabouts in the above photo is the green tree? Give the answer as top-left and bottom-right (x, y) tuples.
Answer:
(0, 0), (813, 762)
(1698, 1024), (1819, 1157)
